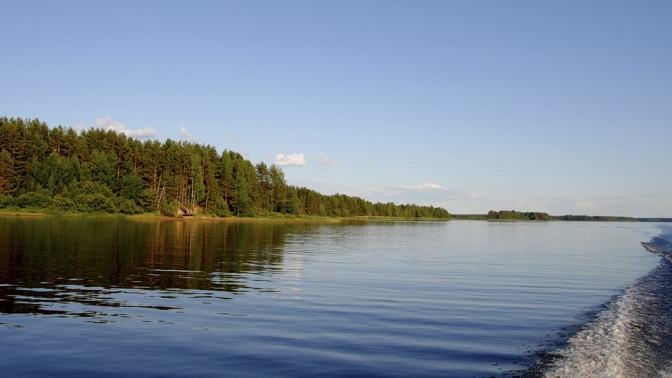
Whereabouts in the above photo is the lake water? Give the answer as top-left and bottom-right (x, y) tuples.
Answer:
(0, 217), (669, 377)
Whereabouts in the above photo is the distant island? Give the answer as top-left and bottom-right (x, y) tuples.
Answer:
(452, 210), (670, 222)
(0, 117), (450, 220)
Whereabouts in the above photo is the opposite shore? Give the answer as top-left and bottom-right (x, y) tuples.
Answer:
(2, 209), (668, 222)
(0, 209), (447, 222)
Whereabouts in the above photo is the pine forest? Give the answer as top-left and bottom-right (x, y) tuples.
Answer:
(0, 117), (451, 219)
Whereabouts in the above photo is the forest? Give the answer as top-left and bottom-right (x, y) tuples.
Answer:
(0, 117), (450, 219)
(551, 214), (638, 222)
(485, 210), (638, 222)
(487, 210), (550, 221)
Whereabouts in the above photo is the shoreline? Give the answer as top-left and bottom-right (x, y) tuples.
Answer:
(126, 214), (343, 223)
(0, 211), (446, 223)
(0, 212), (49, 217)
(0, 211), (660, 222)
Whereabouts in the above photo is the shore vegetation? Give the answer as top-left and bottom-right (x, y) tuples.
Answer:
(0, 117), (450, 220)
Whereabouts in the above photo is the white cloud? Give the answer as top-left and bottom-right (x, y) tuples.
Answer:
(126, 127), (156, 139)
(180, 127), (196, 142)
(314, 152), (337, 167)
(400, 183), (443, 190)
(422, 183), (442, 189)
(95, 114), (157, 139)
(73, 123), (85, 133)
(274, 153), (307, 166)
(95, 114), (123, 131)
(366, 161), (371, 165)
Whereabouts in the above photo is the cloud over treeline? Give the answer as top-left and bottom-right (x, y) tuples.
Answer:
(274, 153), (307, 166)
(95, 114), (156, 139)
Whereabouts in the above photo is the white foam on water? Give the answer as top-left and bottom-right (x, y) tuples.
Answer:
(544, 257), (672, 378)
(544, 289), (630, 377)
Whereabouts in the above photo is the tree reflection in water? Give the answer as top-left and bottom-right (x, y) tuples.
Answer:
(0, 217), (304, 318)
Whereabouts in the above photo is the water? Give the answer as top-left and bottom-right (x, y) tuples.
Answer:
(0, 217), (668, 377)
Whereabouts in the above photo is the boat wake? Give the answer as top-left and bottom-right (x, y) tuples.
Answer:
(518, 231), (672, 378)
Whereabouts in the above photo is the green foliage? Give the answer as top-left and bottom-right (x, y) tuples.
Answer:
(139, 189), (158, 212)
(487, 210), (550, 221)
(551, 214), (638, 222)
(450, 214), (487, 220)
(0, 194), (16, 208)
(70, 180), (114, 198)
(276, 200), (298, 215)
(16, 190), (53, 209)
(91, 150), (118, 191)
(213, 198), (232, 218)
(73, 193), (116, 213)
(119, 198), (143, 215)
(49, 195), (76, 211)
(121, 172), (144, 202)
(159, 199), (181, 217)
(0, 149), (15, 195)
(0, 116), (451, 219)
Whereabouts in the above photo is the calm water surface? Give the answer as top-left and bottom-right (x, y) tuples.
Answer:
(0, 217), (668, 377)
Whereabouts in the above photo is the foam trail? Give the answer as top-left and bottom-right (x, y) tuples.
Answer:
(539, 241), (672, 378)
(642, 242), (672, 262)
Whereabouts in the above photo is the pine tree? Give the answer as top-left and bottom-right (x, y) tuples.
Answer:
(0, 149), (15, 195)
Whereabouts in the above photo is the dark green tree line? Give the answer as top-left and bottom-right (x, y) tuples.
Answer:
(551, 214), (637, 222)
(487, 210), (550, 221)
(0, 117), (450, 219)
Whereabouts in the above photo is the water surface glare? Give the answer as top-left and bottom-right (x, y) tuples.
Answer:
(0, 217), (666, 377)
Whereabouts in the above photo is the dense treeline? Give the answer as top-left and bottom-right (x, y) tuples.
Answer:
(487, 210), (550, 221)
(485, 210), (638, 222)
(450, 214), (487, 220)
(551, 215), (638, 222)
(0, 117), (450, 219)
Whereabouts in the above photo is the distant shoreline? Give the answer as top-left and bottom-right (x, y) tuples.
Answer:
(2, 210), (669, 223)
(451, 214), (671, 222)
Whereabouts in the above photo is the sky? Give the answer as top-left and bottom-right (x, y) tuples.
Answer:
(1, 1), (671, 217)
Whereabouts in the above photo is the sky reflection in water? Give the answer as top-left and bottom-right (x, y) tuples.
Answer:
(0, 217), (663, 377)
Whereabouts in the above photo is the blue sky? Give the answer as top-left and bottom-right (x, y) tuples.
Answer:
(2, 1), (671, 217)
